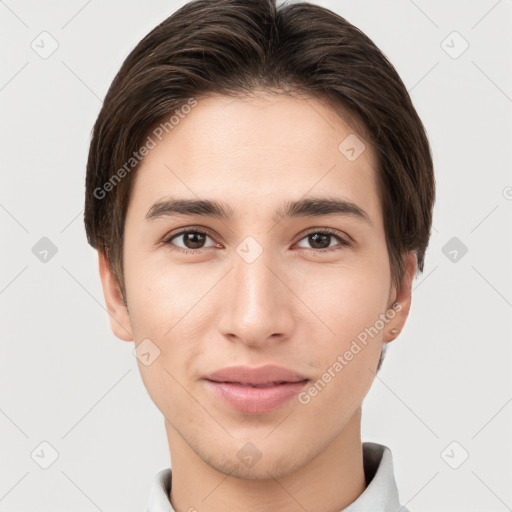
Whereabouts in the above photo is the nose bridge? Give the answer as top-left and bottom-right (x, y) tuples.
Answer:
(219, 241), (294, 343)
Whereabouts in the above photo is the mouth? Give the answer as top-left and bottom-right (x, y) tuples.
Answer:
(203, 364), (310, 414)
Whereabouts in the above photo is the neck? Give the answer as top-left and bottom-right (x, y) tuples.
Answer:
(165, 408), (366, 512)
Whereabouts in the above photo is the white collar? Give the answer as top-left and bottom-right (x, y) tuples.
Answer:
(146, 442), (410, 512)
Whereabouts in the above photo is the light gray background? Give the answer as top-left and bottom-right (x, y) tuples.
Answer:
(1, 1), (511, 511)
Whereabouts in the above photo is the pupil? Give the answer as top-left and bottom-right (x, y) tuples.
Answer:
(310, 233), (330, 249)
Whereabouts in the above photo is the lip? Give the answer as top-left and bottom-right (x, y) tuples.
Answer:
(204, 364), (308, 385)
(203, 365), (309, 414)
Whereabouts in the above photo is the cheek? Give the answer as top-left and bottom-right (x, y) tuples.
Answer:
(128, 265), (205, 419)
(123, 249), (198, 338)
(295, 260), (389, 387)
(122, 252), (199, 393)
(298, 261), (390, 339)
(298, 277), (385, 417)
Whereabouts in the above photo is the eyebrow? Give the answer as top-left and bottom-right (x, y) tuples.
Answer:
(145, 196), (372, 226)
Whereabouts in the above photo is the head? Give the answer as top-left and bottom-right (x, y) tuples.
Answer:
(85, 0), (434, 479)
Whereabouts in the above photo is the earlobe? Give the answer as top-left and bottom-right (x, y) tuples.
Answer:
(383, 252), (418, 343)
(97, 250), (134, 342)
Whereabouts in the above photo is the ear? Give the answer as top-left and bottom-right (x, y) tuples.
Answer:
(97, 250), (134, 342)
(383, 251), (418, 343)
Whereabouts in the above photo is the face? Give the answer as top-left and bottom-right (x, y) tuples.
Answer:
(99, 92), (416, 479)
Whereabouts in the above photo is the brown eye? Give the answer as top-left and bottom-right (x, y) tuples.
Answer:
(308, 233), (332, 249)
(296, 230), (350, 251)
(164, 229), (218, 253)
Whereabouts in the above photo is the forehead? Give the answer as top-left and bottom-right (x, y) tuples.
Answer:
(128, 92), (382, 226)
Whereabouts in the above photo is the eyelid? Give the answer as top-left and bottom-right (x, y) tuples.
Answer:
(298, 227), (352, 245)
(164, 225), (216, 239)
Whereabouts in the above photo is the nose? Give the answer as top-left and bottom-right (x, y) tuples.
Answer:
(217, 246), (296, 348)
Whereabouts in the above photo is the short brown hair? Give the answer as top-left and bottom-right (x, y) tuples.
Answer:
(84, 0), (435, 307)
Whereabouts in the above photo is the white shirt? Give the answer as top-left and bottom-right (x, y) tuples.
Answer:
(146, 442), (411, 512)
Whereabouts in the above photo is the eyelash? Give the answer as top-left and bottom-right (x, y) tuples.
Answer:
(162, 227), (351, 255)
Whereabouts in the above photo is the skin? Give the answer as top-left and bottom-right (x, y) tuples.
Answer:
(98, 92), (417, 512)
